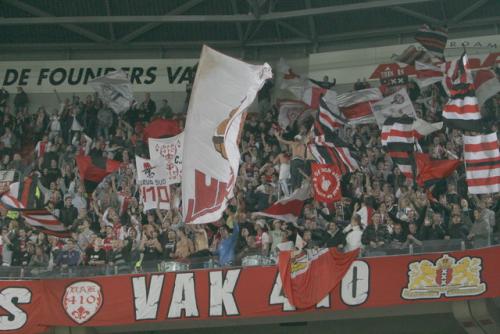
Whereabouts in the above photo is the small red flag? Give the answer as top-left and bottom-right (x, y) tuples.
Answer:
(143, 119), (181, 142)
(279, 247), (359, 309)
(311, 163), (342, 203)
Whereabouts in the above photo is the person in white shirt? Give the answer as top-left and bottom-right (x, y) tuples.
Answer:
(343, 213), (364, 252)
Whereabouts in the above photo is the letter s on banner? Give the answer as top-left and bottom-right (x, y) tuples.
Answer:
(0, 287), (31, 331)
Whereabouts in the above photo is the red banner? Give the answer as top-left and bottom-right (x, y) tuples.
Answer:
(1, 246), (500, 334)
(311, 164), (342, 203)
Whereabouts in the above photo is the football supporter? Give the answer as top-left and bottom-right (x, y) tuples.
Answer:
(0, 69), (497, 278)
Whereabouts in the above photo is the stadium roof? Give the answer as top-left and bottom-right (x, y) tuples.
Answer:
(0, 0), (499, 56)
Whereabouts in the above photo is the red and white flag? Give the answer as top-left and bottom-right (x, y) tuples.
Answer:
(182, 46), (272, 224)
(278, 247), (359, 309)
(256, 183), (311, 222)
(277, 59), (336, 110)
(474, 69), (500, 107)
(337, 88), (382, 124)
(463, 133), (500, 194)
(1, 180), (71, 238)
(442, 52), (483, 131)
(311, 163), (342, 203)
(415, 61), (443, 88)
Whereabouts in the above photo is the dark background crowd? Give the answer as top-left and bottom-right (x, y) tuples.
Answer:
(0, 65), (499, 276)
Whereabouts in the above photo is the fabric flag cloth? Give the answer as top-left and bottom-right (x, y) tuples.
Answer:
(75, 154), (121, 192)
(412, 118), (443, 139)
(310, 107), (359, 175)
(442, 52), (483, 131)
(381, 116), (415, 152)
(318, 97), (346, 131)
(135, 156), (172, 212)
(143, 119), (181, 142)
(371, 88), (417, 128)
(182, 46), (272, 224)
(415, 153), (460, 188)
(389, 151), (414, 180)
(148, 132), (184, 185)
(415, 24), (448, 59)
(393, 45), (431, 65)
(356, 205), (374, 228)
(276, 59), (336, 110)
(255, 183), (311, 222)
(0, 178), (71, 237)
(89, 70), (134, 114)
(311, 163), (342, 203)
(278, 247), (360, 309)
(463, 133), (500, 194)
(415, 61), (443, 88)
(277, 100), (307, 129)
(302, 83), (337, 110)
(473, 69), (500, 107)
(337, 88), (382, 124)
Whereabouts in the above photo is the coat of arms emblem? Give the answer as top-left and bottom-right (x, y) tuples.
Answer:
(63, 281), (103, 324)
(401, 254), (486, 299)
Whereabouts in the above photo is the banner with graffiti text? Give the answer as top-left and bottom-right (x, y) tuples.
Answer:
(148, 133), (184, 185)
(135, 155), (171, 212)
(1, 246), (500, 333)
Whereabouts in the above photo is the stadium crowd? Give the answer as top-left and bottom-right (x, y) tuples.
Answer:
(0, 68), (499, 276)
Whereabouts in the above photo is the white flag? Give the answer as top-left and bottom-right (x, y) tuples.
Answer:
(277, 100), (307, 129)
(148, 132), (183, 185)
(89, 70), (134, 114)
(371, 88), (416, 128)
(135, 156), (171, 212)
(182, 46), (272, 224)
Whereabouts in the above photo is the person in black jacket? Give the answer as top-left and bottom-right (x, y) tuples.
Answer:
(420, 213), (447, 240)
(446, 214), (469, 240)
(325, 222), (345, 248)
(361, 213), (391, 248)
(13, 87), (28, 113)
(60, 195), (78, 228)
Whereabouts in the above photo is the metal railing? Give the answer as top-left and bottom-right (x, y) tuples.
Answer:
(1, 233), (498, 280)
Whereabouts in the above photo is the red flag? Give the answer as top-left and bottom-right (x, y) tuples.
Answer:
(76, 155), (121, 192)
(278, 248), (359, 309)
(311, 163), (342, 203)
(415, 153), (460, 188)
(143, 119), (181, 142)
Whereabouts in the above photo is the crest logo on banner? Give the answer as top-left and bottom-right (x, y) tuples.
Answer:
(401, 255), (487, 300)
(63, 281), (103, 324)
(142, 162), (156, 178)
(148, 132), (183, 184)
(311, 164), (342, 203)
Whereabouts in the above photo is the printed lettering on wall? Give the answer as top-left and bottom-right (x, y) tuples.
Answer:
(0, 59), (197, 93)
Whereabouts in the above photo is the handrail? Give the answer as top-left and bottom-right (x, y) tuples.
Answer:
(0, 234), (498, 280)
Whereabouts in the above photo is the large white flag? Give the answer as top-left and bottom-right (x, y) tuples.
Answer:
(135, 156), (172, 212)
(148, 132), (183, 185)
(89, 70), (134, 113)
(182, 46), (272, 224)
(371, 88), (416, 128)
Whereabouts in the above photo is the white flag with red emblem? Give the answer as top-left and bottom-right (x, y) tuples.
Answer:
(182, 46), (272, 224)
(135, 156), (171, 212)
(148, 132), (184, 185)
(255, 183), (311, 222)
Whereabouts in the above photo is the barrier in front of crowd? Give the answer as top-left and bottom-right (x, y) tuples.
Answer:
(0, 235), (498, 280)
(0, 242), (499, 333)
